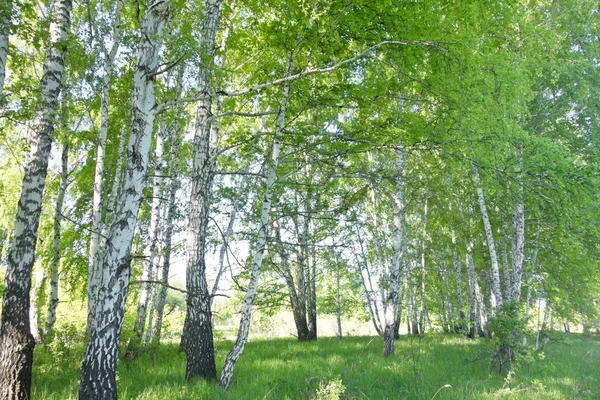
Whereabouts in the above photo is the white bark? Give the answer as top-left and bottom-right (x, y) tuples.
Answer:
(511, 145), (525, 302)
(465, 236), (482, 337)
(336, 264), (342, 340)
(29, 263), (44, 343)
(450, 210), (464, 328)
(151, 180), (178, 343)
(419, 199), (427, 334)
(219, 82), (289, 389)
(208, 9), (236, 304)
(472, 163), (503, 310)
(384, 149), (406, 355)
(134, 126), (165, 339)
(79, 1), (171, 397)
(0, 0), (11, 100)
(353, 225), (383, 335)
(0, 0), (72, 397)
(500, 216), (512, 301)
(87, 0), (123, 333)
(210, 164), (249, 303)
(45, 134), (69, 339)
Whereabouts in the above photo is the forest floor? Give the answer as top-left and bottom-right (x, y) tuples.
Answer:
(32, 333), (600, 399)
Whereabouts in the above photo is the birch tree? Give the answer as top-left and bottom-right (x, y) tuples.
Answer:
(79, 1), (171, 397)
(472, 164), (503, 311)
(0, 0), (11, 100)
(219, 80), (290, 389)
(0, 0), (73, 397)
(182, 0), (224, 382)
(383, 148), (406, 356)
(133, 123), (165, 341)
(45, 134), (69, 339)
(86, 0), (123, 333)
(511, 146), (525, 302)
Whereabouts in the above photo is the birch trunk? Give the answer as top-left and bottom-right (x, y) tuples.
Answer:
(523, 220), (540, 346)
(275, 222), (310, 341)
(511, 145), (525, 302)
(79, 2), (170, 397)
(29, 263), (44, 343)
(133, 127), (165, 339)
(394, 230), (408, 339)
(383, 148), (406, 355)
(301, 189), (318, 341)
(410, 275), (419, 335)
(354, 226), (383, 335)
(45, 134), (69, 340)
(105, 126), (127, 228)
(207, 1), (235, 303)
(0, 0), (72, 397)
(336, 265), (342, 340)
(218, 82), (289, 389)
(87, 0), (122, 333)
(307, 243), (318, 339)
(419, 199), (427, 334)
(451, 224), (466, 332)
(500, 216), (512, 302)
(151, 120), (182, 342)
(465, 236), (482, 338)
(0, 0), (11, 100)
(472, 163), (503, 310)
(210, 164), (249, 303)
(181, 0), (223, 381)
(151, 172), (179, 343)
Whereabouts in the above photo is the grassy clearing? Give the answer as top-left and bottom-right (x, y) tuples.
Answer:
(32, 333), (600, 399)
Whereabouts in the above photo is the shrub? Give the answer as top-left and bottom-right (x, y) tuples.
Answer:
(486, 301), (533, 374)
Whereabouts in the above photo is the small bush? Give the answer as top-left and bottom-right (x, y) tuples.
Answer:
(314, 377), (345, 400)
(486, 301), (534, 374)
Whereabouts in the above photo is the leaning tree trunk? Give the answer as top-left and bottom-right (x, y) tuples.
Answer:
(472, 163), (503, 311)
(181, 0), (224, 381)
(87, 0), (122, 334)
(218, 82), (289, 390)
(45, 134), (69, 340)
(0, 0), (72, 397)
(383, 148), (406, 356)
(511, 145), (525, 302)
(79, 2), (170, 398)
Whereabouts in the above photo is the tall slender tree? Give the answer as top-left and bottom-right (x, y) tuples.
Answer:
(182, 0), (224, 382)
(79, 0), (172, 397)
(0, 0), (73, 397)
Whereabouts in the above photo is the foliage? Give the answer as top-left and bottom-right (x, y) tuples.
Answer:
(485, 302), (533, 374)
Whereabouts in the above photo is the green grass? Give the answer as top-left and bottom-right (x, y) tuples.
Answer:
(32, 333), (600, 399)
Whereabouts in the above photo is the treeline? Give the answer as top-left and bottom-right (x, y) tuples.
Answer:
(0, 0), (599, 399)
